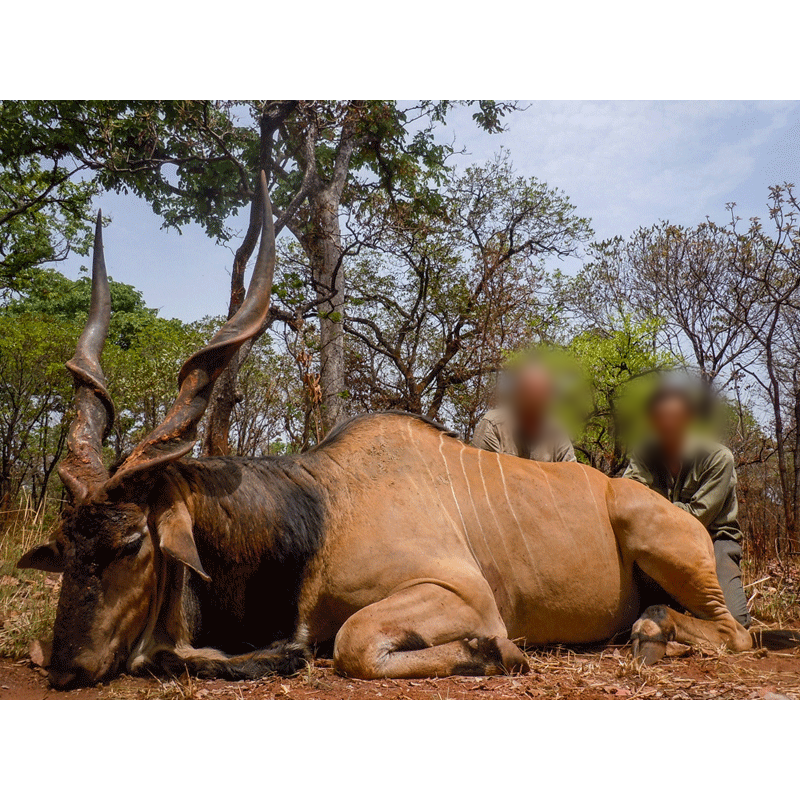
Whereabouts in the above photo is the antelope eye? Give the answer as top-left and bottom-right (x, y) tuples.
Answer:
(119, 535), (144, 558)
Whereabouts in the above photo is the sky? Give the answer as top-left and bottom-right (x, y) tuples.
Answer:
(55, 101), (800, 323)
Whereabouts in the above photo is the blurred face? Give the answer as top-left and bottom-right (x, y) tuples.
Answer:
(648, 395), (694, 460)
(513, 367), (553, 439)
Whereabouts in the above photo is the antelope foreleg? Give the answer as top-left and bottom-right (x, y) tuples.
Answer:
(155, 642), (308, 680)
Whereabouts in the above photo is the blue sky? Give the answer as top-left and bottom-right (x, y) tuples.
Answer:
(56, 101), (800, 322)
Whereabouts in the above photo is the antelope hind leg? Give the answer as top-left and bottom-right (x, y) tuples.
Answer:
(333, 581), (529, 679)
(625, 532), (750, 664)
(613, 482), (752, 664)
(628, 543), (752, 664)
(632, 603), (751, 666)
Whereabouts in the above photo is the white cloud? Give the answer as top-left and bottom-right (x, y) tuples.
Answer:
(450, 100), (800, 243)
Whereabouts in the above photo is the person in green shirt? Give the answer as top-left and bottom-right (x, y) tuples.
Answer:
(624, 382), (751, 627)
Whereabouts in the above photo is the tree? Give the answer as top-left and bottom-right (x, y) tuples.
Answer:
(719, 186), (800, 547)
(561, 220), (757, 389)
(229, 335), (306, 457)
(0, 312), (75, 506)
(0, 102), (96, 290)
(567, 315), (676, 473)
(342, 153), (592, 437)
(0, 100), (521, 447)
(216, 101), (519, 435)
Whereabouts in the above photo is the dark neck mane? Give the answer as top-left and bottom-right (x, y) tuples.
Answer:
(167, 458), (326, 652)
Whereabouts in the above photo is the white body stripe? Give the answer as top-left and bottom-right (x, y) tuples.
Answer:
(460, 443), (506, 590)
(580, 464), (605, 530)
(476, 448), (520, 586)
(404, 420), (482, 574)
(533, 460), (569, 532)
(404, 420), (462, 536)
(494, 451), (540, 583)
(437, 432), (484, 574)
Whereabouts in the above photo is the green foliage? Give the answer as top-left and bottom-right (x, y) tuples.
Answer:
(5, 266), (154, 349)
(1, 100), (521, 271)
(0, 123), (96, 290)
(105, 316), (208, 454)
(0, 309), (78, 503)
(566, 315), (677, 472)
(0, 269), (202, 503)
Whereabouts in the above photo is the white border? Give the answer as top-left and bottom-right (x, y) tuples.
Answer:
(3, 0), (799, 99)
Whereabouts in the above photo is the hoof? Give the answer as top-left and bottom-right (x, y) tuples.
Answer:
(632, 636), (667, 666)
(631, 618), (668, 666)
(474, 636), (530, 675)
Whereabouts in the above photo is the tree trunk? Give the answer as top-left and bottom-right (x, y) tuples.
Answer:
(765, 342), (794, 549)
(202, 357), (240, 457)
(308, 189), (346, 433)
(793, 367), (800, 544)
(201, 101), (298, 457)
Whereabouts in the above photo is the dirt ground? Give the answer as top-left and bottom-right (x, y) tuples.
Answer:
(2, 641), (799, 700)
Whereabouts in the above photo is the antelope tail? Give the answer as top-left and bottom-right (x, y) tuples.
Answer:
(750, 628), (800, 650)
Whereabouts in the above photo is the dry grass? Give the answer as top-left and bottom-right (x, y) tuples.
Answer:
(521, 642), (800, 699)
(743, 559), (800, 627)
(0, 503), (60, 661)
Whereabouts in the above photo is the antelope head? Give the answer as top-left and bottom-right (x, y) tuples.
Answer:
(18, 173), (276, 688)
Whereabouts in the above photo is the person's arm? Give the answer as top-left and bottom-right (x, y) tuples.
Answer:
(673, 448), (736, 529)
(554, 431), (577, 463)
(623, 451), (653, 487)
(472, 416), (502, 453)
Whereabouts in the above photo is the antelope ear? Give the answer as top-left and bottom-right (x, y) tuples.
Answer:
(17, 540), (64, 572)
(155, 503), (210, 582)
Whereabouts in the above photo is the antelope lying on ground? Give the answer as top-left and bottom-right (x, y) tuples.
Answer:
(18, 174), (799, 688)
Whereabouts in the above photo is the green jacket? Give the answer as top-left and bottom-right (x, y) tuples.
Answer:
(623, 438), (742, 542)
(472, 407), (576, 463)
